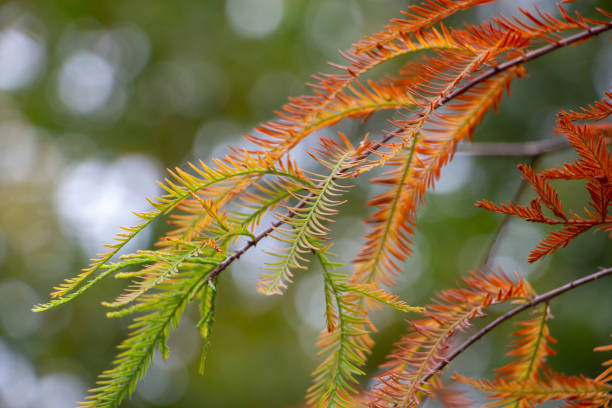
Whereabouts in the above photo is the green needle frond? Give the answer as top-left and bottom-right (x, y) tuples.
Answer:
(45, 151), (309, 307)
(257, 136), (359, 295)
(197, 280), (217, 374)
(32, 257), (153, 312)
(101, 241), (223, 310)
(340, 283), (424, 313)
(80, 266), (215, 408)
(307, 251), (371, 408)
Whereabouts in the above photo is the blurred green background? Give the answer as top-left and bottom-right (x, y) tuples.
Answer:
(0, 0), (610, 407)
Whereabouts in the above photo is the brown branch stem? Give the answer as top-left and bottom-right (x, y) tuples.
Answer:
(457, 138), (570, 157)
(205, 21), (612, 284)
(420, 266), (612, 385)
(481, 154), (540, 267)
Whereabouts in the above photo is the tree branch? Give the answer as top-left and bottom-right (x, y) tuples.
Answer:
(420, 266), (612, 385)
(457, 138), (570, 157)
(480, 154), (541, 267)
(205, 21), (612, 284)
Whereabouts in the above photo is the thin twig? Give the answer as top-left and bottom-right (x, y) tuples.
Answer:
(205, 22), (612, 284)
(420, 266), (612, 385)
(457, 138), (570, 157)
(481, 154), (541, 267)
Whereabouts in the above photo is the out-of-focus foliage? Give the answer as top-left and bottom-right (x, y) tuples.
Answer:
(0, 1), (611, 407)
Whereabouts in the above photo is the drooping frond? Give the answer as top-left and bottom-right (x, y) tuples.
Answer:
(495, 304), (556, 385)
(41, 151), (308, 307)
(247, 27), (462, 160)
(454, 372), (612, 407)
(309, 251), (423, 407)
(456, 304), (557, 408)
(477, 117), (612, 263)
(62, 151), (313, 406)
(258, 137), (361, 295)
(307, 251), (372, 408)
(367, 270), (531, 408)
(197, 279), (217, 374)
(353, 68), (517, 287)
(246, 79), (418, 155)
(80, 266), (216, 407)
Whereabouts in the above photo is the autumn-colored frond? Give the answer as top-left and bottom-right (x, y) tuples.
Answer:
(353, 68), (517, 287)
(367, 270), (530, 407)
(483, 304), (556, 408)
(477, 109), (612, 263)
(455, 372), (612, 407)
(528, 224), (594, 263)
(246, 78), (418, 155)
(519, 164), (567, 220)
(489, 4), (597, 45)
(353, 0), (496, 54)
(496, 305), (556, 384)
(559, 91), (612, 122)
(595, 335), (612, 385)
(247, 27), (461, 161)
(550, 120), (612, 181)
(247, 2), (599, 172)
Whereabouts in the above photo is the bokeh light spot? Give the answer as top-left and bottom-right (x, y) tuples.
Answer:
(0, 28), (45, 91)
(0, 121), (38, 183)
(431, 156), (474, 195)
(0, 280), (42, 339)
(37, 372), (87, 408)
(294, 273), (325, 332)
(137, 364), (189, 406)
(0, 341), (38, 408)
(54, 154), (161, 257)
(226, 0), (284, 39)
(306, 1), (363, 56)
(58, 51), (115, 114)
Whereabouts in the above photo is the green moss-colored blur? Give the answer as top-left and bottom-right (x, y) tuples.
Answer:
(0, 0), (610, 407)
